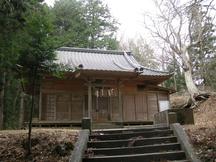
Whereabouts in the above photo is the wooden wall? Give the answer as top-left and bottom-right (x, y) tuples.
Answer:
(121, 82), (169, 121)
(41, 79), (86, 93)
(41, 93), (84, 121)
(40, 79), (169, 122)
(41, 79), (85, 121)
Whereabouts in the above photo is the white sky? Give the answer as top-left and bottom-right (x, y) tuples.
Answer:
(44, 0), (156, 41)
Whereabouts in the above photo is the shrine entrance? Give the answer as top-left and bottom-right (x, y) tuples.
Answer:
(92, 87), (118, 122)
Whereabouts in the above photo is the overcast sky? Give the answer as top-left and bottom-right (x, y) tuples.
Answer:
(44, 0), (156, 41)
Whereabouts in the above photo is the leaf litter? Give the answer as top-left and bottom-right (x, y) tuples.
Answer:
(0, 129), (78, 162)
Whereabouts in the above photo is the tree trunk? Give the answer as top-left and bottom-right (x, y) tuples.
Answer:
(28, 67), (37, 155)
(13, 85), (20, 111)
(0, 72), (6, 129)
(19, 92), (25, 128)
(173, 74), (177, 91)
(173, 53), (177, 90)
(184, 68), (199, 97)
(182, 47), (200, 99)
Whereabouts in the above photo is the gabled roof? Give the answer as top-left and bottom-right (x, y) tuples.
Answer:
(55, 47), (171, 77)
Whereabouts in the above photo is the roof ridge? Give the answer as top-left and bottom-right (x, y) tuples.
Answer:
(57, 47), (132, 55)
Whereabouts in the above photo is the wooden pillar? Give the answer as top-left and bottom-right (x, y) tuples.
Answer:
(82, 80), (92, 131)
(87, 81), (92, 118)
(117, 81), (123, 124)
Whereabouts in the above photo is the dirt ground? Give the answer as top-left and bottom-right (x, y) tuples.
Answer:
(0, 129), (78, 162)
(171, 94), (216, 162)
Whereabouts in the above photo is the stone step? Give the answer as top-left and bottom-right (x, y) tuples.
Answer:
(87, 143), (181, 156)
(90, 129), (173, 141)
(92, 123), (122, 129)
(123, 121), (154, 126)
(88, 136), (177, 148)
(170, 161), (190, 162)
(83, 150), (186, 162)
(92, 126), (170, 135)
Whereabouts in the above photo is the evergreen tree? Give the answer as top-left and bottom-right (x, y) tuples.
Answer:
(52, 0), (89, 47)
(83, 0), (118, 49)
(52, 0), (119, 49)
(0, 0), (37, 129)
(188, 2), (216, 89)
(164, 61), (186, 91)
(17, 3), (56, 155)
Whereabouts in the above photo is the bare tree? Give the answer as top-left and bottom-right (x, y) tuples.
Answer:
(144, 0), (214, 99)
(119, 36), (159, 69)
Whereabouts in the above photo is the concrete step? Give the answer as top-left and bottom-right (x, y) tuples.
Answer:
(170, 160), (190, 162)
(88, 136), (177, 148)
(92, 126), (170, 135)
(123, 121), (154, 126)
(87, 143), (181, 156)
(83, 150), (186, 162)
(92, 123), (122, 129)
(90, 129), (173, 141)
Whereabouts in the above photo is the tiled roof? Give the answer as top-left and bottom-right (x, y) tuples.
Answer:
(55, 47), (171, 76)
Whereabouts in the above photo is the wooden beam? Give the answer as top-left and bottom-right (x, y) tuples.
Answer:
(54, 95), (57, 120)
(156, 92), (160, 113)
(117, 80), (123, 123)
(82, 95), (86, 118)
(90, 83), (116, 88)
(146, 93), (149, 121)
(87, 81), (92, 118)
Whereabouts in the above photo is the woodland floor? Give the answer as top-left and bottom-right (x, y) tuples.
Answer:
(0, 129), (78, 162)
(171, 94), (216, 162)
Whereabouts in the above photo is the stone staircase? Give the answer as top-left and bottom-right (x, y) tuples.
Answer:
(83, 126), (190, 162)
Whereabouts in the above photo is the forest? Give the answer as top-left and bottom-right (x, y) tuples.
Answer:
(0, 0), (216, 129)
